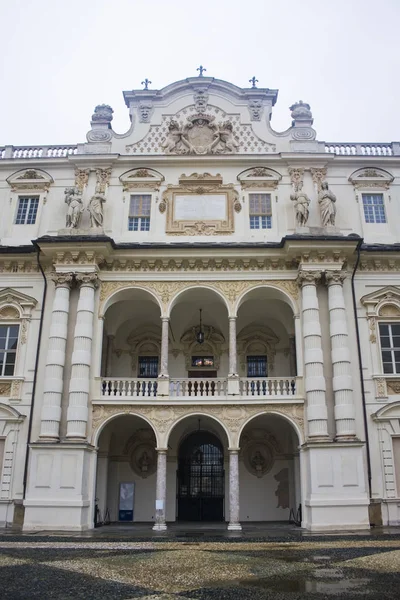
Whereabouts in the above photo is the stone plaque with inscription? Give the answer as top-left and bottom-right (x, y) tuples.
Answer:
(174, 194), (227, 221)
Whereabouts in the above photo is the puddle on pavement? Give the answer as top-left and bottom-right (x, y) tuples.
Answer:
(238, 575), (371, 594)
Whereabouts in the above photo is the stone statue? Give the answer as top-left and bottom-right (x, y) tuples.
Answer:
(64, 187), (84, 229)
(251, 450), (266, 477)
(318, 181), (337, 227)
(212, 121), (239, 153)
(139, 103), (153, 123)
(290, 184), (310, 227)
(161, 120), (191, 154)
(88, 193), (106, 228)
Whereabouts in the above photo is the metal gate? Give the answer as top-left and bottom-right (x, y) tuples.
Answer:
(177, 431), (224, 521)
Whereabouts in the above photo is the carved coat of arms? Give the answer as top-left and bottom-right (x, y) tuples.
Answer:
(161, 114), (239, 155)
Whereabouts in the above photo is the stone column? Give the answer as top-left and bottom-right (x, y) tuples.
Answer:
(39, 273), (73, 440)
(298, 271), (329, 440)
(153, 449), (167, 531)
(66, 273), (98, 439)
(159, 317), (169, 377)
(326, 271), (356, 440)
(228, 317), (238, 376)
(227, 449), (242, 531)
(105, 334), (114, 376)
(289, 334), (297, 376)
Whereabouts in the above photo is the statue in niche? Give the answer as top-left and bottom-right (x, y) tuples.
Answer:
(318, 181), (337, 227)
(64, 187), (84, 228)
(138, 451), (150, 475)
(88, 193), (106, 228)
(212, 121), (240, 154)
(290, 183), (310, 227)
(250, 450), (266, 477)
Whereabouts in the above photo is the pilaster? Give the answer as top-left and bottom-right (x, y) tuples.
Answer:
(39, 273), (73, 440)
(298, 270), (330, 441)
(326, 271), (357, 440)
(66, 273), (98, 439)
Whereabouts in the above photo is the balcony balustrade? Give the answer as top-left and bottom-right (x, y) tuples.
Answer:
(98, 376), (301, 400)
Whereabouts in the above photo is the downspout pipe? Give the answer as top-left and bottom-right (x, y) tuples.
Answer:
(351, 240), (372, 499)
(22, 246), (47, 500)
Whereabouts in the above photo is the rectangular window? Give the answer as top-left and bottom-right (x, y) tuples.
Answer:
(0, 324), (19, 376)
(379, 323), (400, 374)
(128, 195), (151, 231)
(138, 356), (158, 378)
(15, 196), (39, 225)
(362, 194), (386, 224)
(247, 355), (267, 377)
(249, 193), (272, 229)
(191, 356), (214, 368)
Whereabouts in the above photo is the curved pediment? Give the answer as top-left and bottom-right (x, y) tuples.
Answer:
(119, 168), (164, 192)
(237, 167), (282, 190)
(0, 288), (38, 318)
(361, 286), (400, 316)
(7, 168), (53, 192)
(349, 167), (394, 190)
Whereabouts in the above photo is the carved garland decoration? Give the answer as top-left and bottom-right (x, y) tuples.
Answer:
(99, 279), (299, 315)
(91, 403), (304, 447)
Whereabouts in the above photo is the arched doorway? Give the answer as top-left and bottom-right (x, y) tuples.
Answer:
(177, 431), (224, 522)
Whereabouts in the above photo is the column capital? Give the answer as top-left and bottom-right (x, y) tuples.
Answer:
(325, 270), (346, 286)
(156, 448), (168, 454)
(50, 272), (74, 288)
(297, 270), (322, 287)
(228, 315), (237, 321)
(161, 316), (169, 323)
(76, 272), (99, 288)
(228, 447), (240, 454)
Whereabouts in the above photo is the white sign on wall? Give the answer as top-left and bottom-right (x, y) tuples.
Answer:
(174, 194), (227, 220)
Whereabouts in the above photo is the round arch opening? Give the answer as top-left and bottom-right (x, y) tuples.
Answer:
(95, 413), (158, 525)
(238, 412), (302, 524)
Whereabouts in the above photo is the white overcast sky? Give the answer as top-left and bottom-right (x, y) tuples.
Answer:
(1, 0), (399, 146)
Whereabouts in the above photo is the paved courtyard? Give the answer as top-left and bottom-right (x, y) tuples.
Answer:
(0, 527), (399, 599)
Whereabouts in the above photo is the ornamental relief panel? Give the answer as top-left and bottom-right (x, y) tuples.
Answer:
(125, 107), (276, 155)
(91, 403), (304, 448)
(99, 279), (299, 316)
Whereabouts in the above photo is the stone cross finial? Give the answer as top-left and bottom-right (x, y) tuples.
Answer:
(141, 78), (152, 90)
(249, 76), (258, 88)
(197, 65), (206, 77)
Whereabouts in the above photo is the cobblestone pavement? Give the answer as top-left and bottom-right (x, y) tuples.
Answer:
(0, 532), (399, 599)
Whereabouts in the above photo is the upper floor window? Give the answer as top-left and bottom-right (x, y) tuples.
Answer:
(379, 323), (400, 374)
(128, 194), (151, 231)
(0, 324), (19, 376)
(138, 356), (158, 378)
(249, 193), (272, 229)
(247, 355), (267, 377)
(15, 196), (39, 225)
(362, 194), (386, 224)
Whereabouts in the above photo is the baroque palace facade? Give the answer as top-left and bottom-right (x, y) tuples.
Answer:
(1, 74), (400, 532)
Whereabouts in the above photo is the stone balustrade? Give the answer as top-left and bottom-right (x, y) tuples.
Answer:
(98, 376), (301, 400)
(0, 145), (78, 159)
(324, 142), (394, 156)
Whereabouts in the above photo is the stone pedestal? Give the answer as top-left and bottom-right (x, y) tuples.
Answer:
(301, 442), (369, 531)
(23, 443), (96, 531)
